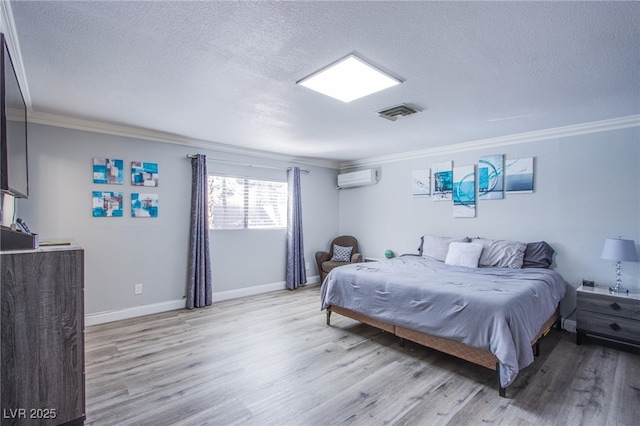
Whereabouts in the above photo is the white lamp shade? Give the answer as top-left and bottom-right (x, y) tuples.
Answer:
(601, 238), (639, 262)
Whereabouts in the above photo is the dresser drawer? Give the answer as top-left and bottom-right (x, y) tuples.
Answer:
(577, 310), (640, 344)
(577, 291), (640, 319)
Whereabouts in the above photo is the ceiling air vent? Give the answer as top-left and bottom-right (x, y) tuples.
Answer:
(377, 104), (421, 121)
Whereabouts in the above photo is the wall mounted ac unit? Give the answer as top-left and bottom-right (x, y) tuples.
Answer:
(337, 169), (378, 189)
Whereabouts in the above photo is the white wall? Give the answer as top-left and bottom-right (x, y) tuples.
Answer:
(207, 160), (339, 293)
(338, 127), (640, 317)
(14, 121), (639, 322)
(17, 123), (339, 316)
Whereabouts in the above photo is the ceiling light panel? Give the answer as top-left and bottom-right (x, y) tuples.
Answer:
(297, 54), (401, 103)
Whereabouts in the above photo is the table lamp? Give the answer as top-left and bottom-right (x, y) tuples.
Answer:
(601, 237), (638, 294)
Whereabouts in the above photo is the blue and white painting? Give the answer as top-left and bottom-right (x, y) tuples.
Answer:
(431, 161), (453, 201)
(93, 157), (124, 184)
(132, 193), (158, 218)
(453, 165), (476, 218)
(412, 169), (430, 197)
(478, 154), (504, 200)
(92, 191), (123, 217)
(131, 161), (159, 187)
(505, 157), (534, 194)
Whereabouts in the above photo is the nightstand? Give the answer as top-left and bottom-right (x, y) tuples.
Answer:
(576, 284), (640, 347)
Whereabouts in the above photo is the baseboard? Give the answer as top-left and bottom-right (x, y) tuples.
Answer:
(212, 275), (320, 302)
(85, 275), (320, 326)
(85, 299), (187, 326)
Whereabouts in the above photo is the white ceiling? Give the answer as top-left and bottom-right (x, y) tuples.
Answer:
(6, 1), (640, 166)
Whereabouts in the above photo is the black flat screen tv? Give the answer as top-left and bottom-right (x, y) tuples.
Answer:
(1, 32), (28, 198)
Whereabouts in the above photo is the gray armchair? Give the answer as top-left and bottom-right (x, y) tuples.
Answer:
(315, 235), (363, 283)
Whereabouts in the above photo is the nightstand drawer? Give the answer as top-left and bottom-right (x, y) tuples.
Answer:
(577, 310), (640, 343)
(577, 291), (640, 319)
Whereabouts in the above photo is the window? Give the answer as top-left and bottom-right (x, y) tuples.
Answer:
(207, 175), (287, 229)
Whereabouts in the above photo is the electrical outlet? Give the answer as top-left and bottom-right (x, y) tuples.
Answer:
(305, 262), (310, 270)
(134, 283), (143, 295)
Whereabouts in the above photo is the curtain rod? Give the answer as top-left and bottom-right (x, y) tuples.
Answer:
(185, 155), (310, 173)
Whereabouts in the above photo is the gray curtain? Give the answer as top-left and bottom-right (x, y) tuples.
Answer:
(187, 154), (213, 309)
(286, 166), (307, 290)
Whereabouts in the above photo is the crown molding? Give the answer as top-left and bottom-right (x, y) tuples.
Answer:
(0, 0), (32, 109)
(29, 111), (639, 172)
(339, 115), (640, 169)
(28, 110), (340, 169)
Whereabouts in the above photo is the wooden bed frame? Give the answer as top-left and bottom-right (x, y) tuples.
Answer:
(326, 304), (561, 397)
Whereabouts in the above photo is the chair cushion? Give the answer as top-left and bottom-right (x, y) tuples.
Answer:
(322, 261), (349, 273)
(330, 244), (353, 262)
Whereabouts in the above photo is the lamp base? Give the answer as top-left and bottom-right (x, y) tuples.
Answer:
(609, 286), (629, 294)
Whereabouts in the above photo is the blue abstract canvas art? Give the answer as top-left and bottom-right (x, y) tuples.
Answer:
(431, 161), (453, 201)
(478, 154), (504, 200)
(505, 157), (534, 194)
(131, 193), (158, 218)
(453, 165), (476, 218)
(92, 191), (123, 217)
(93, 157), (124, 184)
(412, 169), (430, 197)
(131, 161), (159, 187)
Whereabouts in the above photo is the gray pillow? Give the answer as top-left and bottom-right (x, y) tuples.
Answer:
(422, 235), (470, 262)
(523, 241), (555, 268)
(331, 244), (353, 262)
(472, 238), (527, 269)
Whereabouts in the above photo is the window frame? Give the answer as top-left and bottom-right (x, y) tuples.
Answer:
(207, 173), (288, 230)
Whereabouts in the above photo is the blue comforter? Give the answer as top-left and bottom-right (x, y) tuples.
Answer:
(320, 256), (566, 387)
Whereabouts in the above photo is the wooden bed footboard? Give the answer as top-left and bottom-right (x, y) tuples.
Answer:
(326, 305), (561, 397)
(328, 305), (395, 333)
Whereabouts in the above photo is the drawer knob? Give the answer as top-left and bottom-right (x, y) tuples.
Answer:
(610, 302), (622, 311)
(610, 323), (621, 331)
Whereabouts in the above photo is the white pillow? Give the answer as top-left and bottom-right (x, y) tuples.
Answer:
(422, 235), (470, 261)
(445, 242), (484, 268)
(472, 238), (527, 269)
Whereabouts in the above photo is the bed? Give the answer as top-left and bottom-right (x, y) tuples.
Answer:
(320, 237), (567, 397)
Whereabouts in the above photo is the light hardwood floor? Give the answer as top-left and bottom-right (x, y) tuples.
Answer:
(85, 285), (640, 426)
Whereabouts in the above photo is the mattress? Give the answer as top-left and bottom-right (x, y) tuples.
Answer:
(320, 256), (566, 387)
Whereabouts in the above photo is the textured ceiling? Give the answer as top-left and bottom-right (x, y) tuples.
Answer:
(7, 1), (640, 165)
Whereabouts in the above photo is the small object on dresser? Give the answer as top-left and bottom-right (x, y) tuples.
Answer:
(16, 217), (31, 234)
(39, 239), (72, 247)
(0, 226), (39, 250)
(582, 279), (595, 287)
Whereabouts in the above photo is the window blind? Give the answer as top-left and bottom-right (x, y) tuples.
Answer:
(207, 175), (287, 229)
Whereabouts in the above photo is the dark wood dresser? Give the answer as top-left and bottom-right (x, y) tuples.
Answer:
(1, 245), (85, 425)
